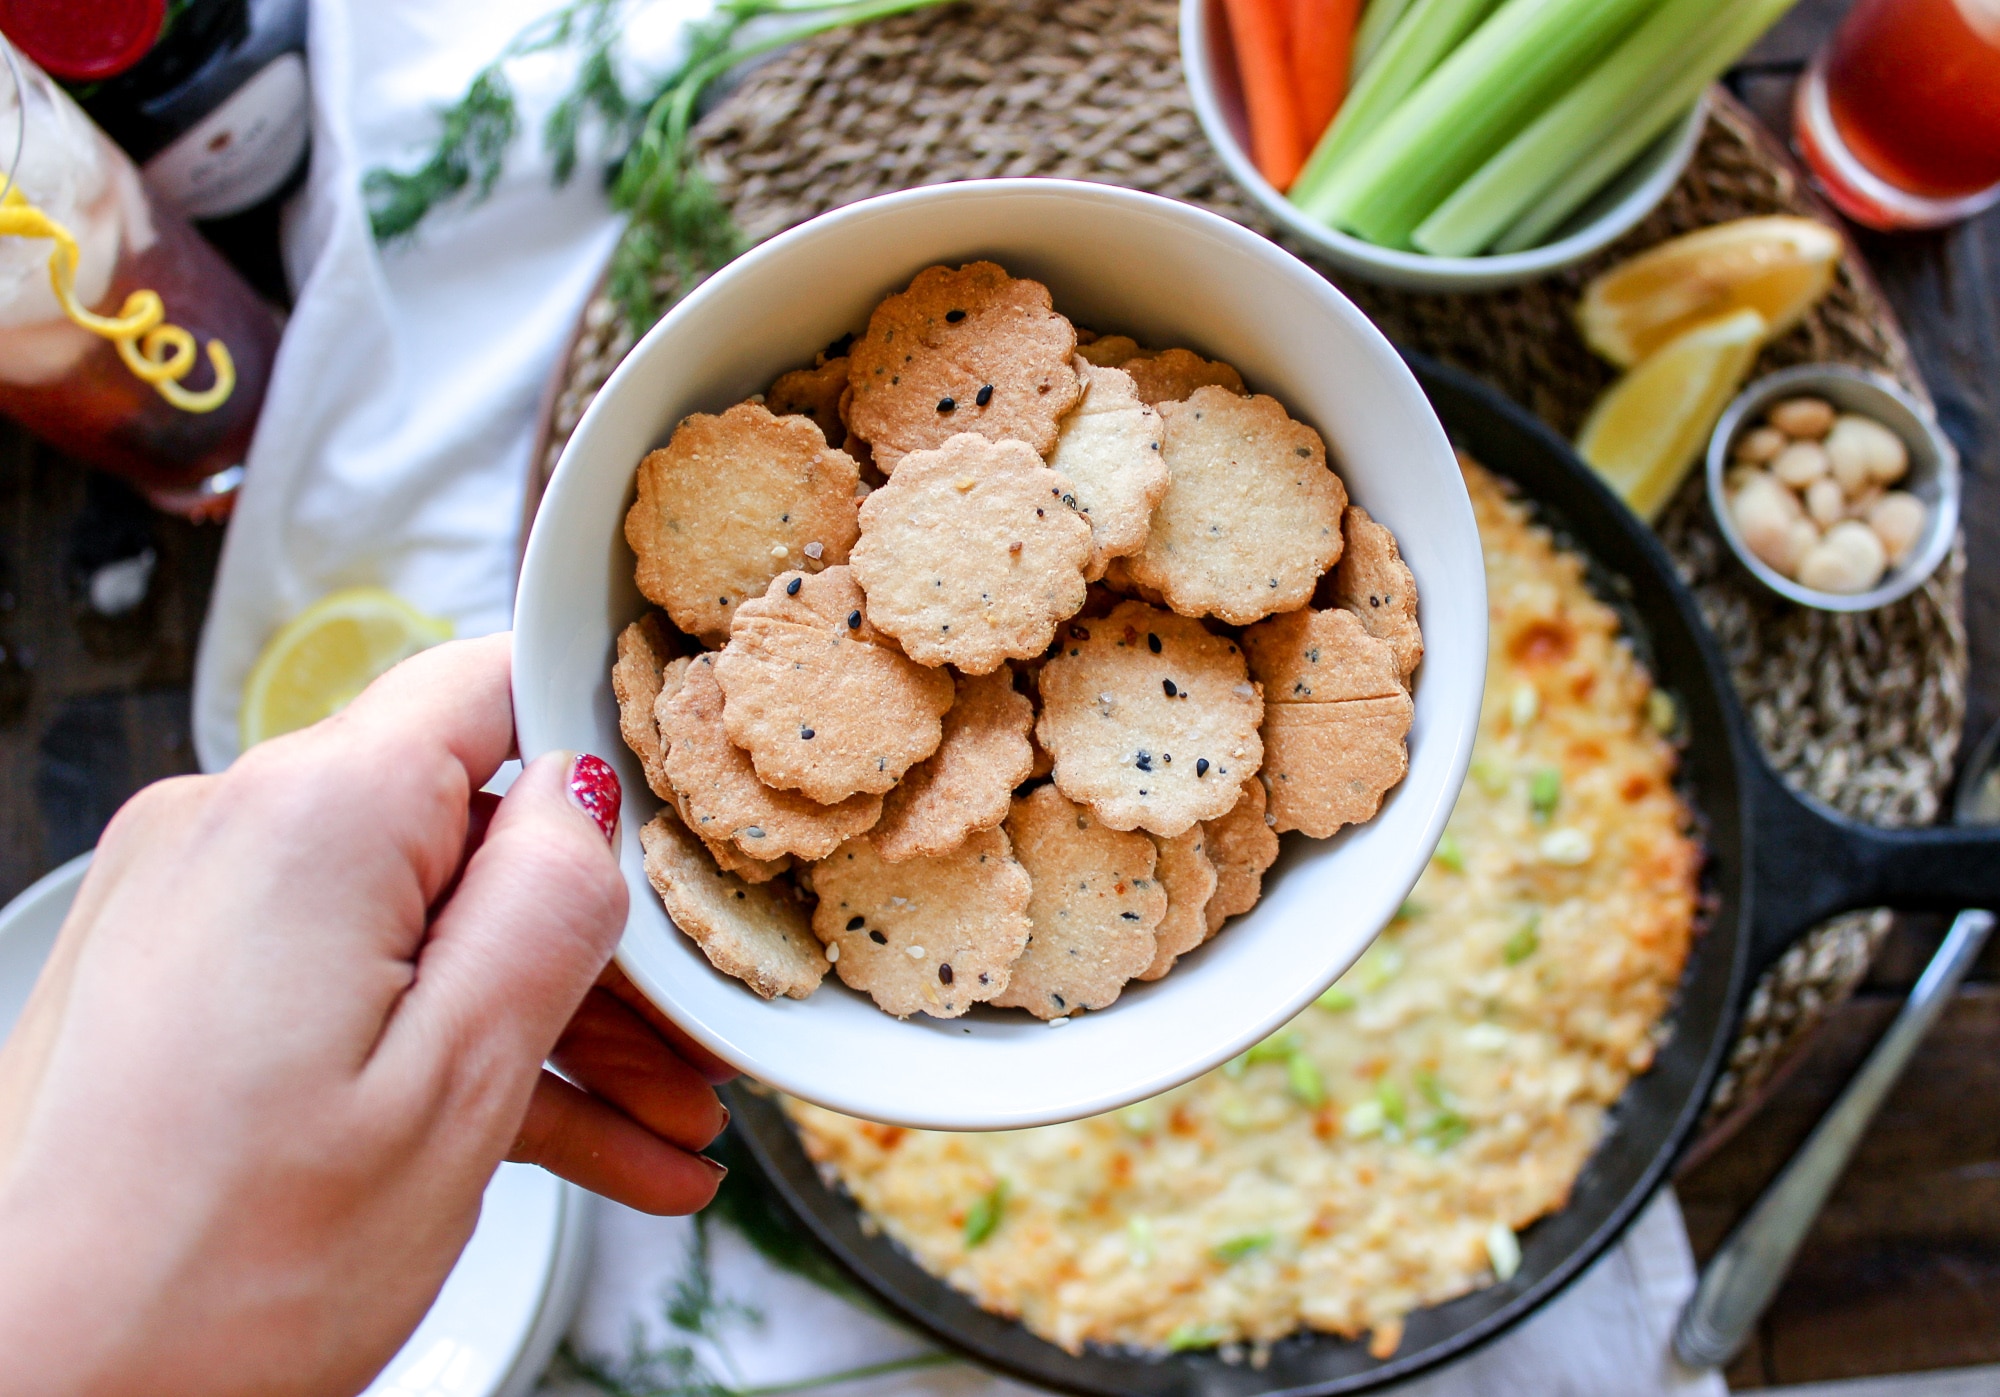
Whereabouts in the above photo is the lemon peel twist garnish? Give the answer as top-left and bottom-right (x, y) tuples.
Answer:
(0, 185), (235, 413)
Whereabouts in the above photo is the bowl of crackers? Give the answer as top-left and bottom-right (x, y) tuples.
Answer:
(515, 180), (1485, 1130)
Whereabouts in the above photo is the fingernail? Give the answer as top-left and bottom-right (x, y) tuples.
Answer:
(568, 753), (620, 843)
(701, 1155), (729, 1180)
(716, 1104), (731, 1134)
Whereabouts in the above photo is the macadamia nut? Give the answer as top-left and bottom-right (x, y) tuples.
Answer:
(1796, 520), (1887, 595)
(1825, 414), (1908, 486)
(1731, 472), (1805, 572)
(1769, 397), (1835, 438)
(1734, 426), (1787, 464)
(1772, 440), (1830, 488)
(1867, 491), (1927, 564)
(1805, 476), (1846, 527)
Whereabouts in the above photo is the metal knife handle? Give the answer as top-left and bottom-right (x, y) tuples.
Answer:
(1674, 908), (1996, 1369)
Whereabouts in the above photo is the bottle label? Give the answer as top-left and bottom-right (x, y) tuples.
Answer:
(141, 52), (310, 221)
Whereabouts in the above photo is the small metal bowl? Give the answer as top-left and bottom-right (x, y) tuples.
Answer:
(1706, 364), (1959, 612)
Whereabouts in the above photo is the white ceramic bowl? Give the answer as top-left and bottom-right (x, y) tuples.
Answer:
(1706, 364), (1959, 613)
(515, 179), (1486, 1130)
(1179, 0), (1707, 292)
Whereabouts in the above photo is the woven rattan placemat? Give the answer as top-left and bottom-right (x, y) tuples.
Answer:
(534, 0), (1967, 1120)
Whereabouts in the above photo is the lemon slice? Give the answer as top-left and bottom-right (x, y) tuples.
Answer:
(1578, 217), (1839, 370)
(240, 588), (453, 749)
(1577, 308), (1766, 522)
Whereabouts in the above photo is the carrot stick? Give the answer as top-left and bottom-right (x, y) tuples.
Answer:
(1221, 0), (1309, 189)
(1289, 0), (1364, 152)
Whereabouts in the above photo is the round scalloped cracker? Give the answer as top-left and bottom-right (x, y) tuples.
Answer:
(1243, 605), (1405, 705)
(809, 826), (1031, 1018)
(1077, 334), (1142, 367)
(872, 668), (1034, 863)
(625, 402), (860, 643)
(765, 356), (849, 445)
(1202, 776), (1279, 934)
(716, 568), (954, 803)
(1245, 605), (1413, 837)
(1127, 386), (1346, 625)
(844, 262), (1080, 472)
(1138, 823), (1218, 981)
(1120, 347), (1246, 407)
(991, 784), (1166, 1019)
(613, 616), (684, 799)
(851, 433), (1091, 673)
(1036, 600), (1263, 837)
(1259, 696), (1413, 837)
(676, 793), (793, 883)
(639, 811), (825, 1000)
(660, 654), (882, 861)
(1050, 359), (1169, 581)
(1319, 504), (1423, 684)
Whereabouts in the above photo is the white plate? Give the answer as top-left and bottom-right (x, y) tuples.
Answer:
(0, 855), (590, 1397)
(515, 179), (1487, 1131)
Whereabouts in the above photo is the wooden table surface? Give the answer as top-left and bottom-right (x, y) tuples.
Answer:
(0, 1), (1991, 1388)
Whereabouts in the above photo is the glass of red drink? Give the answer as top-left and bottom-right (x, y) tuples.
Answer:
(1795, 0), (2000, 231)
(0, 40), (279, 518)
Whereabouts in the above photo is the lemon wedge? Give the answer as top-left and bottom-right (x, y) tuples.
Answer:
(240, 588), (453, 750)
(1578, 217), (1840, 370)
(1577, 308), (1766, 522)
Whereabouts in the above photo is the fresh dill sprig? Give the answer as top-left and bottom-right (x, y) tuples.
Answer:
(365, 0), (957, 332)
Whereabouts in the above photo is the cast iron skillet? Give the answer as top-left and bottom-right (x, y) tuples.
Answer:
(726, 352), (2000, 1395)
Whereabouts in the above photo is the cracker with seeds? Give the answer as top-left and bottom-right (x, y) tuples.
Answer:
(872, 669), (1035, 862)
(766, 357), (849, 444)
(1203, 778), (1280, 934)
(810, 827), (1031, 1018)
(991, 785), (1166, 1018)
(1320, 505), (1423, 684)
(613, 615), (683, 799)
(1127, 387), (1346, 625)
(1139, 824), (1219, 981)
(1077, 334), (1143, 367)
(626, 402), (860, 642)
(1243, 607), (1413, 837)
(1036, 601), (1264, 837)
(1049, 360), (1169, 581)
(716, 568), (954, 803)
(844, 262), (1080, 472)
(660, 654), (882, 861)
(1120, 347), (1246, 407)
(851, 433), (1091, 673)
(640, 811), (824, 1000)
(677, 793), (793, 883)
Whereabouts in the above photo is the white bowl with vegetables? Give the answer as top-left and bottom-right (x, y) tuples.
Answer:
(1708, 365), (1959, 612)
(1180, 0), (1797, 291)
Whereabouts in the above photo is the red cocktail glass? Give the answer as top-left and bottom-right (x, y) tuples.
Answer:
(1795, 0), (2000, 231)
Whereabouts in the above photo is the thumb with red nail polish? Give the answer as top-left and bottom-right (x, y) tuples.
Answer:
(567, 752), (622, 843)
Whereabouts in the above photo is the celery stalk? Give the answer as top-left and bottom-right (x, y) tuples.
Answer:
(1350, 0), (1417, 77)
(1410, 0), (1725, 256)
(1300, 0), (1661, 248)
(1491, 0), (1798, 252)
(1289, 0), (1499, 206)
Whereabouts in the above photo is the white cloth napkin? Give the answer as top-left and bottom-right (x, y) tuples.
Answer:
(545, 1187), (1728, 1397)
(189, 0), (700, 770)
(189, 5), (1731, 1391)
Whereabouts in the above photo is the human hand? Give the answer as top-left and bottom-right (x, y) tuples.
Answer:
(0, 634), (731, 1397)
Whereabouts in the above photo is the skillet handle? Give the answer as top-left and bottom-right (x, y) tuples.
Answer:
(1748, 760), (2000, 974)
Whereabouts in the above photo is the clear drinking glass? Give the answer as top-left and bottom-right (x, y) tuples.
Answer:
(1794, 0), (2000, 231)
(0, 38), (280, 518)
